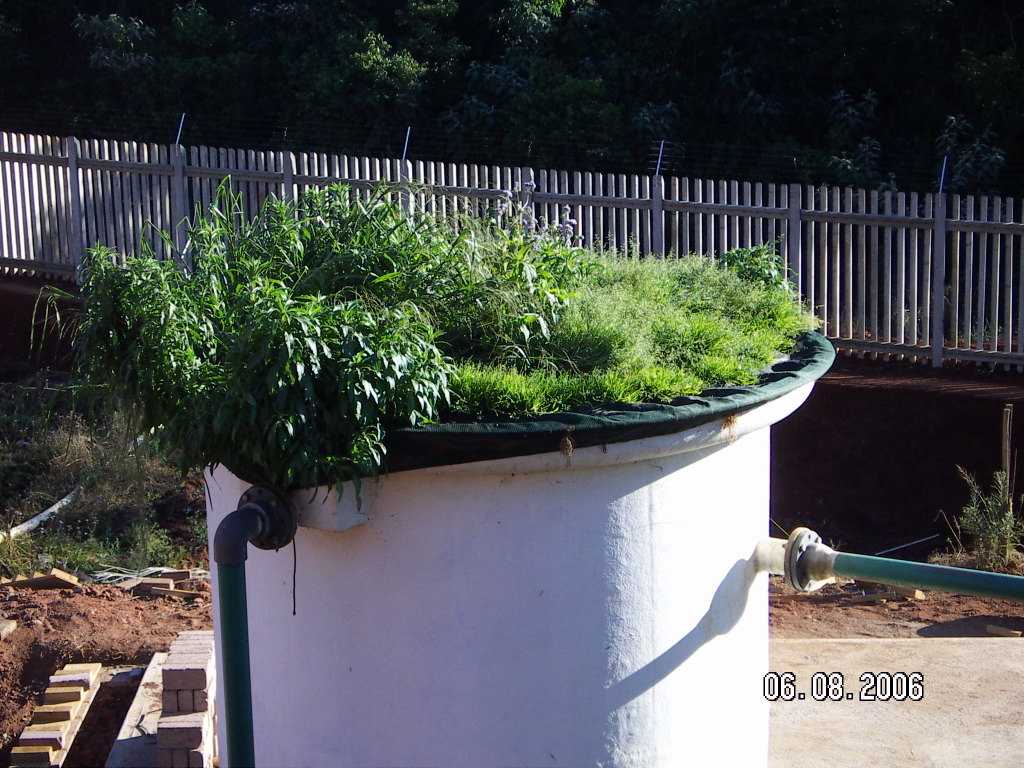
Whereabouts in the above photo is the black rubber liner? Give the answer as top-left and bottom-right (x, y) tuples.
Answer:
(384, 331), (835, 472)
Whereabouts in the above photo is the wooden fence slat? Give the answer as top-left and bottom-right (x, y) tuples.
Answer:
(930, 193), (947, 366)
(631, 174), (641, 255)
(745, 181), (753, 246)
(806, 184), (815, 317)
(703, 178), (712, 255)
(0, 133), (15, 260)
(964, 196), (975, 348)
(977, 196), (989, 351)
(993, 197), (1004, 357)
(818, 185), (828, 333)
(857, 188), (866, 339)
(680, 177), (690, 257)
(909, 191), (919, 346)
(26, 135), (44, 260)
(923, 194), (933, 346)
(844, 187), (853, 339)
(896, 192), (906, 345)
(951, 194), (960, 348)
(642, 174), (652, 253)
(884, 192), (893, 343)
(729, 180), (739, 249)
(35, 135), (55, 261)
(34, 136), (53, 261)
(47, 136), (68, 263)
(717, 180), (727, 255)
(1011, 198), (1019, 366)
(1005, 198), (1014, 356)
(830, 186), (840, 336)
(869, 190), (879, 342)
(13, 134), (32, 260)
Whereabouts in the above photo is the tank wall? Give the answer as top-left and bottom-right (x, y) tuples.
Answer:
(206, 429), (770, 768)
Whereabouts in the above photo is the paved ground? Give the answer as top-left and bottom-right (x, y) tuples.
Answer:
(770, 638), (1024, 767)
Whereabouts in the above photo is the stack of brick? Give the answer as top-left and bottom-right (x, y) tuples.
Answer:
(10, 662), (102, 767)
(158, 631), (218, 768)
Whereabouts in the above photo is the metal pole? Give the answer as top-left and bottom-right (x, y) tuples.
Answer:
(401, 127), (411, 164)
(174, 113), (187, 146)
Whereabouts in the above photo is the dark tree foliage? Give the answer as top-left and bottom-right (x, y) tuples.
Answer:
(2, 0), (1023, 191)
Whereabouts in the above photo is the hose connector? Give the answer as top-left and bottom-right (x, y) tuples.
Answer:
(784, 527), (837, 592)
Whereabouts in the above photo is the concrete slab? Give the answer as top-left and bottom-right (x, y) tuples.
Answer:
(770, 638), (1024, 768)
(105, 653), (166, 768)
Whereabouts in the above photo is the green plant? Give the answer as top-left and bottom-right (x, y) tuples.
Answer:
(718, 243), (789, 291)
(956, 467), (1023, 571)
(76, 185), (588, 490)
(123, 517), (185, 571)
(75, 183), (812, 492)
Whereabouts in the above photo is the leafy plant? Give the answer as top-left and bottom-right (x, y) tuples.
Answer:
(955, 467), (1023, 571)
(717, 243), (789, 291)
(123, 516), (185, 571)
(76, 184), (588, 490)
(75, 183), (812, 492)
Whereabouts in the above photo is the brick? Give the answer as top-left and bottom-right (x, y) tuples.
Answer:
(9, 745), (53, 766)
(162, 655), (214, 691)
(168, 638), (212, 649)
(158, 711), (212, 750)
(50, 662), (102, 689)
(173, 748), (190, 768)
(188, 747), (212, 768)
(194, 688), (209, 712)
(176, 630), (211, 643)
(18, 721), (70, 748)
(163, 688), (179, 714)
(31, 701), (79, 724)
(177, 690), (194, 713)
(44, 686), (83, 705)
(158, 748), (175, 768)
(167, 649), (213, 661)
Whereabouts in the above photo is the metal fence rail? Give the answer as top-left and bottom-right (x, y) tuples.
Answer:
(1, 129), (1022, 369)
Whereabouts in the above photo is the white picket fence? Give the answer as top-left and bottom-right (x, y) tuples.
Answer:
(2, 130), (1024, 369)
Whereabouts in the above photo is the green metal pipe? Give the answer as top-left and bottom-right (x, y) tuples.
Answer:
(216, 562), (256, 768)
(831, 551), (1024, 602)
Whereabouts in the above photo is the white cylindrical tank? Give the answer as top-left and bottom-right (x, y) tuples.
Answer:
(205, 383), (816, 768)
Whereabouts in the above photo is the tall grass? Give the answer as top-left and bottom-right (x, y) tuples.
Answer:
(75, 184), (813, 490)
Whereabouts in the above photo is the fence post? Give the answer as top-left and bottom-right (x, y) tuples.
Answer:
(520, 167), (536, 232)
(171, 144), (188, 260)
(787, 184), (802, 290)
(281, 151), (295, 203)
(930, 192), (947, 367)
(65, 136), (84, 270)
(399, 159), (411, 216)
(651, 175), (665, 256)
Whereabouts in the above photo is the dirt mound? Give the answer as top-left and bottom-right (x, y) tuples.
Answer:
(0, 583), (211, 763)
(770, 576), (1024, 638)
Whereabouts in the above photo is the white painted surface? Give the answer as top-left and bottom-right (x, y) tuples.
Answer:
(206, 384), (814, 768)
